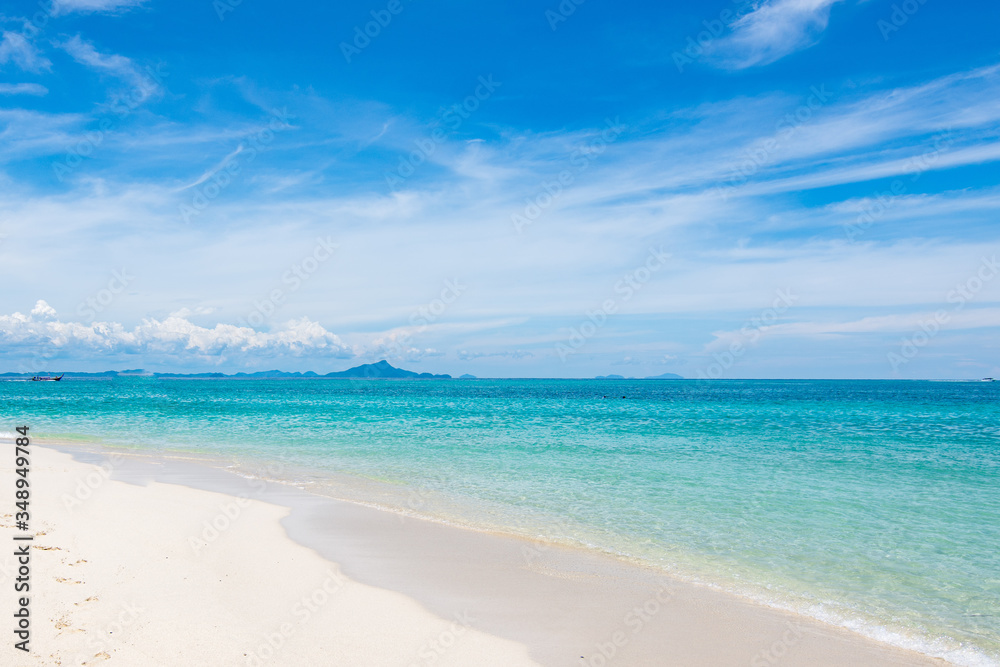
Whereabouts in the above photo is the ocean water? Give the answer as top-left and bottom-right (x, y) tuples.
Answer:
(1, 378), (998, 665)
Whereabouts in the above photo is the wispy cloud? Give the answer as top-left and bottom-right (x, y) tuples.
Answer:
(0, 108), (87, 160)
(710, 0), (844, 69)
(457, 350), (533, 360)
(51, 0), (145, 16)
(59, 35), (162, 100)
(0, 31), (51, 73)
(0, 83), (47, 96)
(178, 145), (245, 191)
(705, 307), (1000, 352)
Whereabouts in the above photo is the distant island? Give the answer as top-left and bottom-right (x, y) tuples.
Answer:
(0, 360), (452, 380)
(1, 363), (684, 380)
(325, 360), (451, 379)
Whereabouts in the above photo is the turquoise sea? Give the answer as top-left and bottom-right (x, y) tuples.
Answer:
(2, 378), (998, 665)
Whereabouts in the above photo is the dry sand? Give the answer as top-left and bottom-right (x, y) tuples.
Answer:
(0, 444), (945, 666)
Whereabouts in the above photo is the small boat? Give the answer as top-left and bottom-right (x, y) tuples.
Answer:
(983, 377), (996, 382)
(30, 374), (64, 382)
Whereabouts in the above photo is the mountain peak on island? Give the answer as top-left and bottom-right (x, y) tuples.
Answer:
(325, 360), (452, 379)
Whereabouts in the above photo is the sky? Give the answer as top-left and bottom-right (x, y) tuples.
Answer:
(0, 0), (998, 378)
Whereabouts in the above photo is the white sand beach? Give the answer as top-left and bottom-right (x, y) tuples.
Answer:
(0, 445), (944, 666)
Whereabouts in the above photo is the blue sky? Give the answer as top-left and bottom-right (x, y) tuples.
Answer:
(0, 0), (998, 378)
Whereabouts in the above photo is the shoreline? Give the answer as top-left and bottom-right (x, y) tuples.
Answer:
(38, 437), (992, 666)
(2, 440), (951, 666)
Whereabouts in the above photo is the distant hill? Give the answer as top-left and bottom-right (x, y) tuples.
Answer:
(0, 361), (450, 380)
(459, 374), (477, 379)
(645, 372), (684, 379)
(595, 374), (626, 379)
(325, 360), (451, 379)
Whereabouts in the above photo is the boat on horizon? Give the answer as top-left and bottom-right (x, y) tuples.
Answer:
(30, 374), (64, 382)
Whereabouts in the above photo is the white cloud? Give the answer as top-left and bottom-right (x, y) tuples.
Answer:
(0, 108), (94, 160)
(456, 350), (533, 360)
(51, 0), (145, 16)
(0, 32), (51, 73)
(0, 62), (997, 377)
(711, 0), (843, 69)
(0, 83), (48, 96)
(59, 36), (162, 100)
(169, 306), (218, 318)
(30, 300), (57, 319)
(178, 146), (245, 191)
(705, 308), (1000, 353)
(0, 308), (355, 362)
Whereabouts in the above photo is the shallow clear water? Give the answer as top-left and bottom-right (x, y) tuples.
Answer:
(2, 378), (998, 664)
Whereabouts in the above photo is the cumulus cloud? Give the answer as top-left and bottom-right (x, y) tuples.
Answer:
(711, 0), (843, 69)
(30, 300), (57, 319)
(0, 306), (355, 362)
